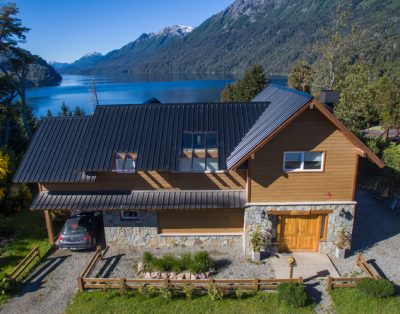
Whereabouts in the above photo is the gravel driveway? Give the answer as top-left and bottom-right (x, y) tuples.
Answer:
(331, 189), (400, 284)
(0, 249), (93, 314)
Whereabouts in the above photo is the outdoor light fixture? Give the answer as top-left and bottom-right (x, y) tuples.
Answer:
(261, 210), (266, 220)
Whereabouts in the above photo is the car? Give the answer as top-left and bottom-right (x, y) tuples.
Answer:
(56, 211), (103, 250)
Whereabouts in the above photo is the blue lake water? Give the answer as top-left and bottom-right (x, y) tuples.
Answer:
(27, 75), (288, 116)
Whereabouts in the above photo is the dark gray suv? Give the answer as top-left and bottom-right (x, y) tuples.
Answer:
(57, 211), (103, 250)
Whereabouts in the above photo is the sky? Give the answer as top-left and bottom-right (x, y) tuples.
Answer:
(12, 0), (234, 63)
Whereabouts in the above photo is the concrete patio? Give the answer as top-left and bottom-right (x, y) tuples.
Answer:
(270, 252), (340, 280)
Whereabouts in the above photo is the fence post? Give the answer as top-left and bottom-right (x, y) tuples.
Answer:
(326, 276), (332, 291)
(253, 278), (259, 291)
(121, 278), (126, 289)
(356, 253), (361, 267)
(96, 245), (102, 259)
(77, 276), (84, 291)
(36, 246), (41, 260)
(299, 276), (303, 284)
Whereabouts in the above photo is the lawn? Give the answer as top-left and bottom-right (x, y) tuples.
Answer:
(0, 210), (61, 303)
(66, 290), (314, 314)
(330, 288), (400, 314)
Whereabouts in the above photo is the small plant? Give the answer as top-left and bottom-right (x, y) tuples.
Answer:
(190, 251), (214, 274)
(142, 251), (154, 270)
(235, 287), (244, 300)
(119, 280), (129, 296)
(138, 284), (157, 298)
(147, 285), (158, 298)
(207, 282), (224, 301)
(182, 283), (194, 300)
(180, 253), (192, 270)
(277, 283), (308, 307)
(250, 225), (266, 253)
(356, 278), (395, 298)
(334, 226), (351, 250)
(0, 275), (15, 295)
(160, 282), (173, 300)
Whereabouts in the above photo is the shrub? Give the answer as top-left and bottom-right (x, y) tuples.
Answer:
(190, 251), (214, 274)
(160, 283), (173, 300)
(235, 287), (244, 300)
(182, 284), (194, 300)
(160, 254), (177, 272)
(0, 275), (15, 295)
(356, 278), (395, 298)
(250, 225), (266, 252)
(142, 251), (154, 269)
(207, 282), (224, 301)
(180, 253), (192, 270)
(277, 283), (308, 307)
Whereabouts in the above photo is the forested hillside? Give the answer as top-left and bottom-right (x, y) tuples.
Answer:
(65, 0), (399, 77)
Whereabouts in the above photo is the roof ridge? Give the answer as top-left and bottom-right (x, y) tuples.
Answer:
(95, 102), (270, 108)
(268, 84), (313, 99)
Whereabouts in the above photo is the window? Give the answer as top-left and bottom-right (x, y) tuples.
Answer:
(120, 211), (139, 220)
(283, 151), (324, 172)
(179, 132), (219, 172)
(114, 153), (137, 173)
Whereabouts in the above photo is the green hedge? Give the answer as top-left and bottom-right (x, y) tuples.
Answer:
(277, 283), (309, 308)
(356, 278), (395, 298)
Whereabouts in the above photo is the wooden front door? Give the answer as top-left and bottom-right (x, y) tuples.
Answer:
(278, 215), (320, 252)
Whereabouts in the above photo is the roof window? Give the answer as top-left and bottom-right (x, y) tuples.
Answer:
(114, 153), (137, 173)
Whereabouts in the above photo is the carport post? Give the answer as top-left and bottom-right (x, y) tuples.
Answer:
(44, 209), (55, 244)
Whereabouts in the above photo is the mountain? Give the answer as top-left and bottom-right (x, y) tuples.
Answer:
(61, 25), (195, 75)
(26, 55), (62, 86)
(63, 0), (400, 76)
(52, 52), (103, 73)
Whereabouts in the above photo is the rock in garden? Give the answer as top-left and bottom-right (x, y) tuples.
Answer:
(137, 262), (144, 273)
(176, 273), (185, 279)
(144, 272), (151, 279)
(161, 272), (168, 279)
(190, 274), (197, 280)
(169, 272), (177, 279)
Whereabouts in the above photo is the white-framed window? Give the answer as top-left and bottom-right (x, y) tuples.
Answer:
(114, 153), (136, 173)
(283, 151), (324, 172)
(120, 211), (139, 220)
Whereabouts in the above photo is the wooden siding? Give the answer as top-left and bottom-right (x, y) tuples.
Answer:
(42, 170), (246, 192)
(157, 208), (244, 234)
(249, 108), (358, 202)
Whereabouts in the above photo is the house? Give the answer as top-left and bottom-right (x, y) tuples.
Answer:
(14, 85), (384, 255)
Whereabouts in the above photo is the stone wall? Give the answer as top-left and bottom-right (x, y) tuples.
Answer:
(243, 203), (356, 256)
(103, 210), (242, 248)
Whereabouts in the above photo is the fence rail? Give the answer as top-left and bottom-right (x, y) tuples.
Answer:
(9, 246), (40, 280)
(77, 245), (107, 290)
(326, 253), (380, 290)
(78, 276), (303, 292)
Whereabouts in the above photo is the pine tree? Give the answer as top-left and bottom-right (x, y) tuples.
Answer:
(288, 61), (312, 93)
(73, 106), (85, 117)
(220, 64), (268, 102)
(58, 102), (72, 117)
(46, 109), (52, 117)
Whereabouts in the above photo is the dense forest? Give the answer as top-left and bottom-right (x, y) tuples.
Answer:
(65, 0), (399, 80)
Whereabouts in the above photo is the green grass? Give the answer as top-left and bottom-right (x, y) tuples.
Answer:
(330, 288), (400, 314)
(65, 290), (314, 314)
(0, 210), (61, 304)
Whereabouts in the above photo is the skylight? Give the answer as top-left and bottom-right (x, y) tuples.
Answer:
(114, 153), (137, 173)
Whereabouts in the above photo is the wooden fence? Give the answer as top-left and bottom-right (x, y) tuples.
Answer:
(326, 253), (381, 290)
(78, 276), (303, 292)
(9, 246), (40, 280)
(77, 247), (303, 292)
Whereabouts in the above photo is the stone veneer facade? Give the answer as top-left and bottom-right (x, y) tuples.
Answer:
(103, 211), (242, 248)
(243, 202), (357, 256)
(103, 202), (355, 255)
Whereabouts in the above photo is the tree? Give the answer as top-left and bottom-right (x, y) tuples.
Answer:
(220, 64), (268, 102)
(0, 151), (9, 200)
(334, 63), (376, 133)
(288, 61), (312, 93)
(0, 3), (29, 53)
(46, 109), (52, 117)
(58, 102), (72, 117)
(373, 77), (400, 131)
(73, 106), (85, 117)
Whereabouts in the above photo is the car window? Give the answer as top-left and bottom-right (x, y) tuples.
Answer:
(62, 217), (89, 234)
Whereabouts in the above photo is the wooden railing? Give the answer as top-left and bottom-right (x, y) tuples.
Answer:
(77, 246), (108, 290)
(326, 253), (380, 290)
(78, 276), (303, 292)
(9, 246), (41, 280)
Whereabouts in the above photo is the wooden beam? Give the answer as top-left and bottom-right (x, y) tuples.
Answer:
(44, 210), (55, 244)
(267, 209), (334, 216)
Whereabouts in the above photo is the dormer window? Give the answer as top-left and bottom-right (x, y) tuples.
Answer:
(114, 153), (137, 173)
(179, 132), (218, 172)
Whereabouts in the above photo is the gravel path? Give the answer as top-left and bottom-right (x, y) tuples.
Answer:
(0, 249), (93, 314)
(92, 244), (275, 279)
(330, 190), (400, 283)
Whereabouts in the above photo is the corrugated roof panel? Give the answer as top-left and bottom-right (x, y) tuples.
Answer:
(227, 85), (313, 168)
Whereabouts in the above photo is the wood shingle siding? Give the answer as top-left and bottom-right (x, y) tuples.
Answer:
(157, 208), (244, 234)
(249, 108), (358, 202)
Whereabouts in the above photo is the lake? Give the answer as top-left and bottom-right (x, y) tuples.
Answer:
(27, 75), (288, 116)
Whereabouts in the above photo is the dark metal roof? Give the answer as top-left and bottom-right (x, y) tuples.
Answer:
(79, 102), (268, 172)
(30, 190), (246, 211)
(14, 117), (91, 183)
(227, 85), (313, 168)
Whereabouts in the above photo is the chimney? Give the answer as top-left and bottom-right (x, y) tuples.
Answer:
(320, 90), (339, 112)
